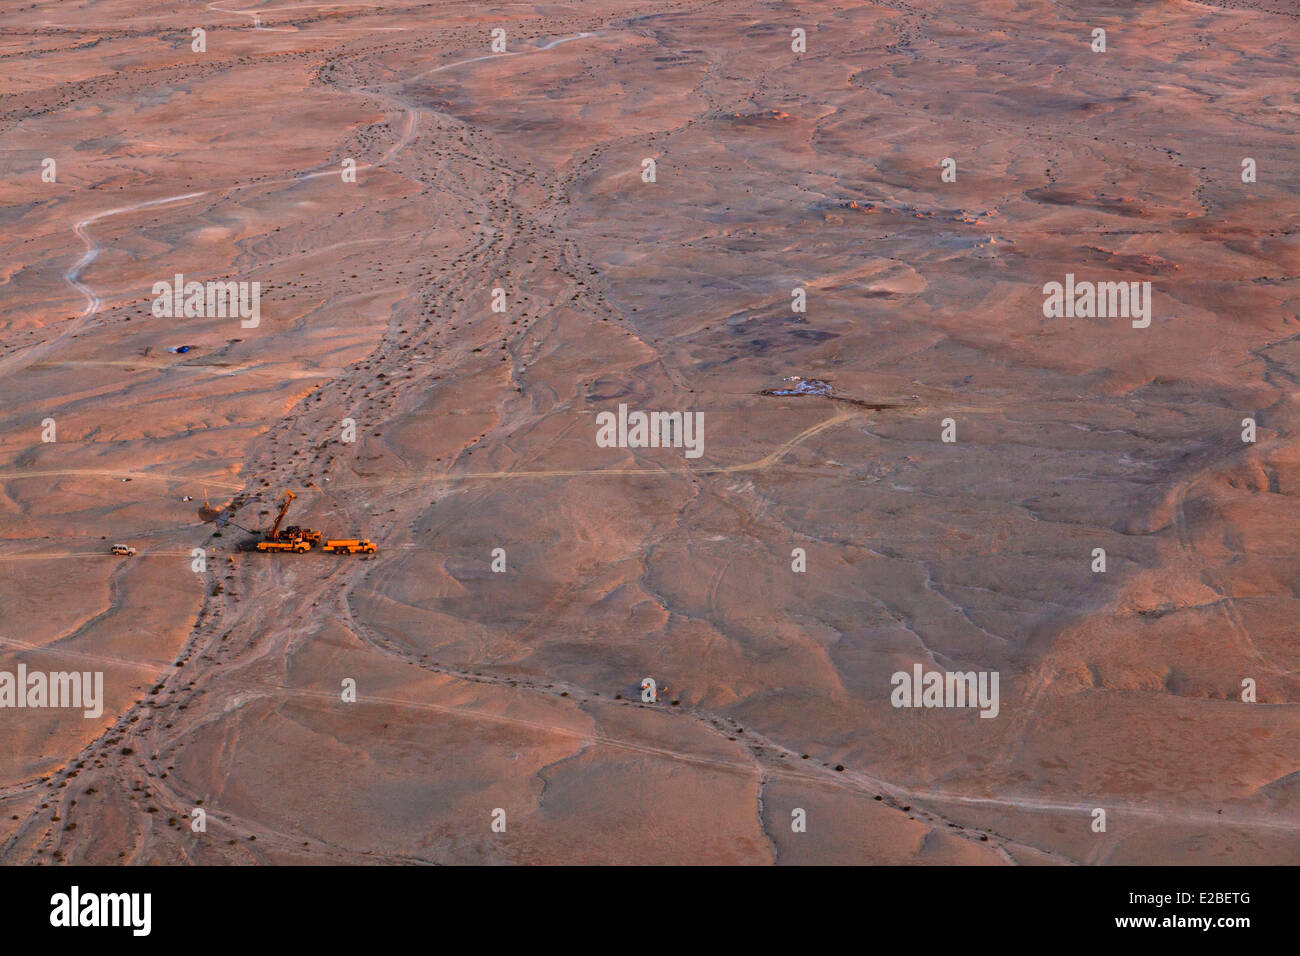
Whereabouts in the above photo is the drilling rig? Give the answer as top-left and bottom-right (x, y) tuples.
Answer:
(255, 491), (319, 552)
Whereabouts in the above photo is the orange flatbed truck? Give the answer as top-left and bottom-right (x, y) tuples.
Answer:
(257, 539), (311, 553)
(323, 539), (377, 554)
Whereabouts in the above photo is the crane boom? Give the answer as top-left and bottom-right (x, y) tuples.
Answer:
(268, 491), (295, 541)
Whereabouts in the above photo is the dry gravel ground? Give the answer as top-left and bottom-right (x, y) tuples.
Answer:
(0, 0), (1296, 864)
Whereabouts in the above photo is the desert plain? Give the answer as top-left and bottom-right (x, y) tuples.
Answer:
(0, 0), (1298, 864)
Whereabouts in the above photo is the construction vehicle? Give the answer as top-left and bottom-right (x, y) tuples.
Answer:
(110, 544), (136, 556)
(256, 491), (320, 552)
(256, 538), (311, 553)
(323, 538), (377, 555)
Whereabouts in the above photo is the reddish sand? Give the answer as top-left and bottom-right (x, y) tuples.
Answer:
(0, 0), (1296, 864)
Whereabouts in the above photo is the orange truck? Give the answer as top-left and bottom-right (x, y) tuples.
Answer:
(323, 539), (377, 555)
(257, 538), (311, 553)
